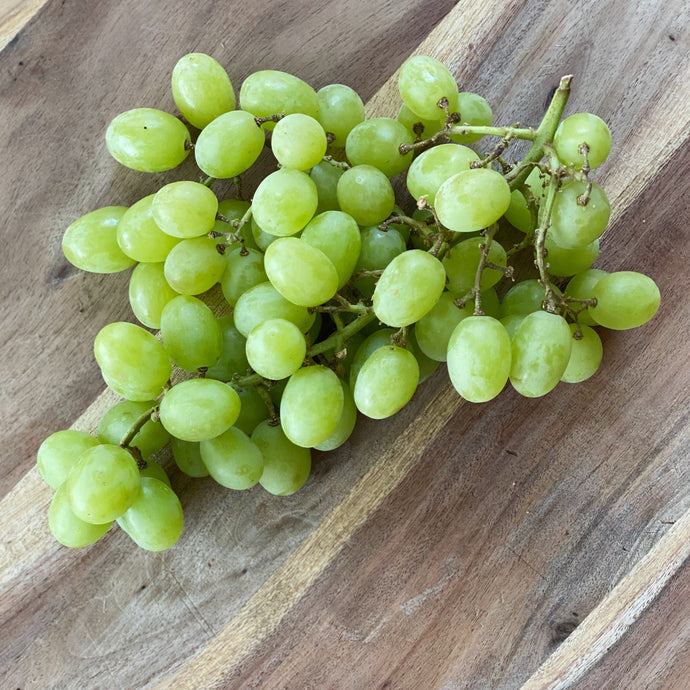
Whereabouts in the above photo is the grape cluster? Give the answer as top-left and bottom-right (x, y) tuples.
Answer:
(41, 53), (661, 551)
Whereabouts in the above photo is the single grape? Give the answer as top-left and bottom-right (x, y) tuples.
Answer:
(397, 103), (443, 140)
(443, 237), (507, 296)
(554, 113), (612, 170)
(140, 460), (171, 487)
(337, 164), (396, 227)
(200, 427), (264, 490)
(220, 247), (267, 306)
(398, 55), (459, 120)
(117, 477), (184, 551)
(503, 189), (534, 234)
(373, 250), (446, 327)
(415, 292), (473, 361)
(163, 236), (226, 295)
(500, 313), (527, 340)
(159, 379), (241, 442)
(354, 345), (419, 419)
(97, 400), (170, 460)
(447, 316), (512, 402)
(561, 324), (604, 383)
(501, 279), (562, 317)
(252, 420), (311, 495)
(194, 110), (265, 178)
(316, 84), (366, 147)
(280, 365), (344, 448)
(105, 108), (190, 172)
(549, 180), (610, 248)
(345, 117), (415, 177)
(49, 483), (112, 548)
(271, 113), (327, 170)
(407, 327), (441, 383)
(66, 444), (141, 524)
(171, 53), (235, 129)
(310, 160), (344, 213)
(205, 314), (250, 381)
(37, 430), (99, 489)
(250, 217), (280, 252)
(449, 92), (493, 144)
(435, 168), (511, 233)
(510, 311), (572, 397)
(233, 386), (270, 435)
(314, 380), (358, 451)
(264, 237), (339, 307)
(129, 262), (179, 329)
(590, 271), (661, 329)
(544, 235), (599, 277)
(246, 318), (307, 380)
(171, 437), (209, 477)
(62, 206), (134, 273)
(151, 181), (218, 239)
(94, 322), (171, 401)
(564, 268), (608, 326)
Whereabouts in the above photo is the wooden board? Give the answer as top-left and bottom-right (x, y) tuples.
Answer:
(1, 0), (689, 687)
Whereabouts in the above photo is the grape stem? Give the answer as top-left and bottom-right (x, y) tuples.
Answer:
(322, 155), (351, 170)
(467, 224), (499, 315)
(399, 124), (535, 155)
(203, 176), (216, 188)
(307, 308), (377, 357)
(378, 214), (431, 236)
(119, 405), (158, 469)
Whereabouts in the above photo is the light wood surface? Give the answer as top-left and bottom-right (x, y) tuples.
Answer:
(1, 0), (689, 688)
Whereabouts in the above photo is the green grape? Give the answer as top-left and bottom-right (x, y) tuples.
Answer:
(66, 444), (141, 524)
(105, 108), (191, 172)
(314, 380), (357, 451)
(252, 168), (319, 237)
(271, 113), (327, 170)
(504, 189), (535, 234)
(159, 379), (241, 442)
(264, 237), (339, 307)
(200, 427), (264, 490)
(171, 52), (236, 129)
(160, 295), (222, 372)
(280, 365), (344, 447)
(545, 235), (599, 276)
(246, 318), (306, 380)
(450, 92), (493, 143)
(117, 477), (183, 551)
(590, 271), (661, 330)
(140, 460), (171, 487)
(562, 324), (603, 383)
(500, 313), (526, 339)
(233, 282), (315, 337)
(373, 250), (446, 327)
(406, 143), (479, 205)
(397, 103), (443, 140)
(171, 437), (209, 477)
(97, 400), (170, 459)
(49, 483), (112, 548)
(564, 268), (608, 326)
(310, 160), (343, 213)
(252, 420), (311, 495)
(220, 247), (267, 306)
(239, 70), (320, 130)
(37, 430), (99, 489)
(407, 327), (440, 383)
(447, 316), (511, 402)
(129, 262), (179, 329)
(300, 211), (361, 288)
(194, 110), (265, 178)
(501, 279), (562, 317)
(398, 55), (459, 120)
(94, 322), (171, 401)
(435, 168), (511, 233)
(316, 84), (366, 147)
(163, 236), (226, 295)
(443, 237), (507, 296)
(510, 311), (572, 397)
(349, 328), (395, 390)
(268, 378), (289, 407)
(62, 206), (134, 273)
(233, 386), (270, 435)
(345, 117), (415, 177)
(116, 195), (180, 263)
(415, 292), (473, 361)
(336, 164), (395, 226)
(554, 113), (611, 170)
(305, 311), (323, 347)
(549, 180), (610, 248)
(477, 287), (502, 319)
(216, 198), (257, 249)
(356, 226), (406, 271)
(151, 181), (218, 239)
(250, 217), (280, 251)
(354, 345), (419, 419)
(206, 314), (250, 381)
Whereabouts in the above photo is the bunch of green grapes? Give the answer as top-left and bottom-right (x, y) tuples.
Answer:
(45, 52), (660, 551)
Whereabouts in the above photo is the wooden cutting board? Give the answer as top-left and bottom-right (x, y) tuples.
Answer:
(1, 0), (689, 688)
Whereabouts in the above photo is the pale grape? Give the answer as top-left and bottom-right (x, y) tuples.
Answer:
(397, 103), (443, 140)
(447, 316), (511, 402)
(354, 345), (419, 419)
(407, 327), (441, 383)
(105, 108), (190, 172)
(117, 477), (183, 551)
(66, 444), (141, 524)
(246, 318), (306, 380)
(250, 217), (280, 252)
(450, 92), (493, 144)
(554, 113), (612, 170)
(37, 430), (99, 489)
(373, 250), (446, 327)
(561, 324), (604, 383)
(200, 427), (264, 490)
(314, 380), (358, 451)
(345, 117), (415, 177)
(271, 113), (327, 170)
(398, 55), (459, 120)
(171, 437), (209, 477)
(94, 322), (171, 401)
(49, 483), (112, 548)
(252, 420), (311, 495)
(220, 247), (267, 306)
(443, 237), (507, 296)
(62, 206), (134, 273)
(129, 262), (179, 329)
(116, 195), (180, 262)
(590, 271), (661, 330)
(336, 164), (395, 227)
(349, 328), (396, 390)
(310, 160), (343, 213)
(280, 365), (344, 447)
(544, 235), (599, 276)
(252, 168), (319, 237)
(501, 279), (562, 317)
(233, 386), (270, 435)
(510, 311), (572, 397)
(503, 189), (534, 234)
(171, 52), (235, 129)
(316, 84), (366, 147)
(264, 237), (339, 307)
(97, 400), (170, 460)
(206, 314), (250, 381)
(159, 379), (241, 442)
(415, 292), (473, 361)
(500, 313), (527, 340)
(163, 236), (226, 295)
(564, 268), (608, 326)
(140, 460), (171, 487)
(151, 181), (218, 238)
(435, 168), (511, 233)
(549, 180), (610, 248)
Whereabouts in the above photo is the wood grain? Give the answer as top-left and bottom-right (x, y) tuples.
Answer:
(1, 0), (689, 688)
